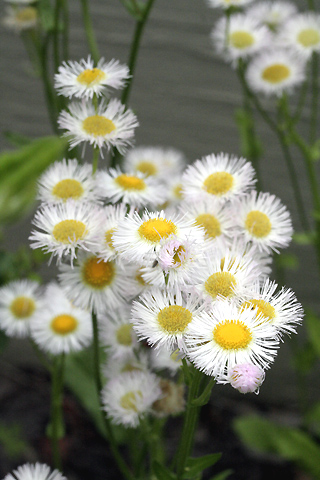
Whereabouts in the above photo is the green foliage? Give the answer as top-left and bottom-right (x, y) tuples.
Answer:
(183, 454), (221, 479)
(305, 309), (320, 358)
(235, 108), (263, 163)
(275, 253), (299, 270)
(0, 423), (28, 459)
(0, 136), (68, 224)
(293, 232), (316, 245)
(0, 247), (46, 285)
(38, 0), (56, 32)
(152, 461), (177, 480)
(305, 402), (320, 437)
(234, 415), (320, 479)
(209, 470), (233, 480)
(191, 377), (216, 407)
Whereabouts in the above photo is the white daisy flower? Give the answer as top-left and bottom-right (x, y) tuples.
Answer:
(131, 288), (205, 351)
(152, 378), (185, 417)
(3, 5), (38, 31)
(97, 168), (167, 208)
(150, 345), (183, 375)
(212, 14), (270, 64)
(192, 246), (261, 304)
(184, 298), (279, 378)
(163, 174), (185, 208)
(181, 153), (256, 203)
(278, 13), (320, 59)
(247, 1), (297, 31)
(30, 283), (92, 355)
(206, 0), (253, 9)
(29, 200), (104, 264)
(0, 280), (42, 338)
(246, 48), (306, 96)
(54, 56), (129, 99)
(221, 362), (266, 393)
(37, 158), (100, 205)
(98, 305), (139, 360)
(58, 98), (138, 155)
(4, 463), (66, 480)
(58, 251), (127, 313)
(101, 370), (162, 428)
(102, 350), (149, 381)
(239, 277), (303, 336)
(180, 198), (235, 243)
(96, 203), (129, 262)
(233, 190), (293, 253)
(123, 146), (185, 179)
(112, 209), (204, 264)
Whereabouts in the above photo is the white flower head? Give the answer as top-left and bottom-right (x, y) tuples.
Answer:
(150, 345), (183, 375)
(97, 167), (167, 208)
(278, 13), (320, 59)
(30, 283), (92, 355)
(246, 48), (306, 96)
(4, 463), (66, 480)
(212, 14), (270, 64)
(101, 370), (162, 428)
(96, 203), (129, 262)
(58, 98), (138, 155)
(112, 209), (204, 264)
(102, 350), (149, 381)
(0, 280), (42, 338)
(247, 1), (298, 31)
(58, 251), (127, 313)
(37, 158), (100, 205)
(181, 153), (256, 203)
(29, 200), (104, 264)
(54, 56), (129, 99)
(184, 298), (279, 378)
(123, 146), (186, 179)
(131, 288), (205, 351)
(233, 190), (293, 253)
(3, 5), (38, 32)
(206, 0), (253, 9)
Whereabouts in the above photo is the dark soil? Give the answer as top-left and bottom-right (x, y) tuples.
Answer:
(0, 362), (307, 480)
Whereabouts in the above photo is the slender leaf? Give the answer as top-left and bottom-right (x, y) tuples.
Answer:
(183, 454), (221, 478)
(152, 460), (176, 480)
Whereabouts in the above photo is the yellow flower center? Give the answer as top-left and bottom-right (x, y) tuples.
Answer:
(205, 272), (236, 299)
(16, 7), (37, 23)
(298, 28), (320, 47)
(262, 64), (290, 84)
(173, 184), (183, 199)
(82, 115), (116, 136)
(229, 31), (255, 49)
(115, 174), (146, 191)
(10, 296), (35, 319)
(241, 299), (276, 323)
(245, 210), (272, 238)
(105, 228), (115, 250)
(195, 213), (221, 239)
(157, 305), (192, 334)
(203, 172), (234, 196)
(136, 161), (157, 176)
(213, 320), (252, 350)
(77, 68), (106, 86)
(120, 391), (142, 412)
(82, 257), (115, 288)
(51, 314), (78, 335)
(172, 245), (186, 265)
(138, 218), (177, 243)
(52, 179), (84, 201)
(116, 324), (133, 346)
(52, 219), (87, 243)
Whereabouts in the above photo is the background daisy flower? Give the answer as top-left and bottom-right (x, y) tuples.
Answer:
(123, 146), (185, 180)
(4, 463), (67, 480)
(278, 13), (320, 59)
(54, 56), (130, 99)
(247, 1), (298, 32)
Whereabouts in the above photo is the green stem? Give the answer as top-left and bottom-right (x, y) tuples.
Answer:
(80, 0), (100, 64)
(175, 367), (203, 479)
(62, 0), (69, 61)
(49, 354), (65, 471)
(292, 78), (309, 125)
(53, 0), (63, 71)
(91, 312), (135, 480)
(310, 53), (319, 145)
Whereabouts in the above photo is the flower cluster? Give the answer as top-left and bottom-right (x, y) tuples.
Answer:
(210, 0), (320, 96)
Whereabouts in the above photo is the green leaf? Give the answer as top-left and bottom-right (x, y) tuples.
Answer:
(183, 454), (221, 478)
(209, 469), (233, 480)
(305, 402), (320, 436)
(234, 415), (320, 479)
(38, 0), (55, 31)
(310, 140), (320, 162)
(305, 309), (320, 358)
(191, 377), (216, 406)
(152, 461), (177, 480)
(293, 232), (316, 245)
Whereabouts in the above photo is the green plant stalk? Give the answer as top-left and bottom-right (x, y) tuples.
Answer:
(53, 0), (62, 71)
(237, 67), (310, 232)
(175, 367), (203, 479)
(62, 0), (69, 61)
(310, 53), (319, 145)
(49, 353), (65, 471)
(91, 311), (135, 480)
(80, 0), (100, 64)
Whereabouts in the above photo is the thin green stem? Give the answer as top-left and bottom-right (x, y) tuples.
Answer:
(292, 78), (309, 125)
(91, 312), (135, 480)
(40, 36), (59, 133)
(53, 0), (63, 71)
(80, 0), (100, 64)
(310, 53), (319, 145)
(175, 368), (203, 479)
(62, 0), (69, 61)
(49, 354), (65, 471)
